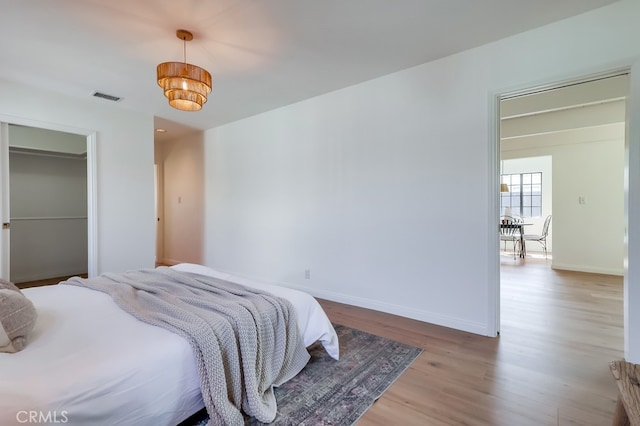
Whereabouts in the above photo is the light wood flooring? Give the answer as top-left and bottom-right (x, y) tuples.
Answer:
(318, 255), (623, 425)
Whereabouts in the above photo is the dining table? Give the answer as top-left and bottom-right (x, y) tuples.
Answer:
(500, 221), (532, 258)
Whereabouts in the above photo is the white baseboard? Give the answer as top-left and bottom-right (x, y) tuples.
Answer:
(552, 262), (623, 276)
(279, 282), (491, 336)
(201, 266), (492, 337)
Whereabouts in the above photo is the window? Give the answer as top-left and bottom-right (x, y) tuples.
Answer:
(501, 172), (542, 218)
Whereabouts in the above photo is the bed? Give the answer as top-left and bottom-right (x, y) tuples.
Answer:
(0, 263), (339, 426)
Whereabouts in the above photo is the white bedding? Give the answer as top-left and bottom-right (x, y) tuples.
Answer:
(0, 264), (339, 426)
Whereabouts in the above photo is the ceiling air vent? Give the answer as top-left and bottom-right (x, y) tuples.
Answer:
(92, 91), (122, 102)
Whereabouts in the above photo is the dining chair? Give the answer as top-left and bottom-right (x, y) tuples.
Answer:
(512, 216), (525, 224)
(523, 215), (552, 258)
(500, 216), (521, 259)
(500, 215), (516, 224)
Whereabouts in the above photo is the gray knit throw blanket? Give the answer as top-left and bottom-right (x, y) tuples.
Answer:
(61, 267), (311, 425)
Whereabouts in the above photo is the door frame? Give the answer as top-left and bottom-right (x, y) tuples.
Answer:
(488, 66), (632, 338)
(0, 117), (97, 280)
(154, 162), (164, 265)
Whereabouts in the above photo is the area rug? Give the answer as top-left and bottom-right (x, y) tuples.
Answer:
(185, 324), (422, 425)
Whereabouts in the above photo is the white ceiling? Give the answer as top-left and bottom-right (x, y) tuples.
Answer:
(500, 73), (629, 155)
(0, 0), (619, 142)
(501, 73), (629, 139)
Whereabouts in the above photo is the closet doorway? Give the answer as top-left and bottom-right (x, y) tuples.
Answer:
(2, 124), (92, 285)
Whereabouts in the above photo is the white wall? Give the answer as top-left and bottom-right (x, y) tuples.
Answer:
(204, 65), (496, 333)
(156, 132), (205, 265)
(553, 138), (624, 275)
(0, 78), (156, 274)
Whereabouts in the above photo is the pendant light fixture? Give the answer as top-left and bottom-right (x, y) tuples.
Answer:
(157, 30), (212, 111)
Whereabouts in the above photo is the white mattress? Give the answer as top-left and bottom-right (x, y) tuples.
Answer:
(0, 264), (339, 426)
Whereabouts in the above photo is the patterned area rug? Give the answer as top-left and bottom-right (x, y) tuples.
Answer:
(185, 324), (422, 425)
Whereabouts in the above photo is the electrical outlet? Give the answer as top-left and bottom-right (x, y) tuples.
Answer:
(304, 269), (311, 279)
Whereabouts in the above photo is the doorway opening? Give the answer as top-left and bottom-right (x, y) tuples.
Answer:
(0, 121), (97, 282)
(9, 125), (88, 285)
(495, 71), (629, 342)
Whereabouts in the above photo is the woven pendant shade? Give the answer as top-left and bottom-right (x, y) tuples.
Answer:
(157, 62), (212, 111)
(157, 30), (212, 111)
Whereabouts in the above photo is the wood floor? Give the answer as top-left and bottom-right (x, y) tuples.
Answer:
(318, 255), (623, 426)
(16, 273), (87, 289)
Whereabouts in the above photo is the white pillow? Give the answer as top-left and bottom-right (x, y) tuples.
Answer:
(167, 263), (231, 280)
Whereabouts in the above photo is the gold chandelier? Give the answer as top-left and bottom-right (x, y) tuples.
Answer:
(157, 30), (212, 111)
